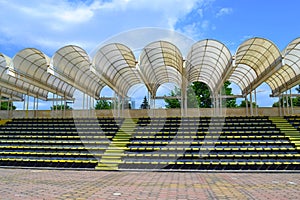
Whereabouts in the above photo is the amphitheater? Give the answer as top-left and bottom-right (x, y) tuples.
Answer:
(1, 37), (300, 199)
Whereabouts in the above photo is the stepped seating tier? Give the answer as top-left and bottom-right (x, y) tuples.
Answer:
(121, 116), (300, 170)
(0, 116), (300, 170)
(0, 117), (123, 168)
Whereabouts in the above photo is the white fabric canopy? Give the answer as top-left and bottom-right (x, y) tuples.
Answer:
(139, 41), (183, 96)
(1, 36), (300, 103)
(186, 39), (232, 93)
(52, 45), (105, 99)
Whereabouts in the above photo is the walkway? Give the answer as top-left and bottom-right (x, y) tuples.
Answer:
(0, 168), (299, 199)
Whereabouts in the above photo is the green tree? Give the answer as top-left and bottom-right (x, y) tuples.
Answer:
(140, 96), (150, 109)
(272, 96), (298, 107)
(0, 98), (16, 110)
(294, 97), (300, 107)
(239, 100), (258, 108)
(50, 104), (72, 110)
(223, 81), (237, 108)
(191, 82), (212, 108)
(272, 85), (300, 107)
(164, 87), (181, 108)
(95, 99), (111, 110)
(164, 81), (236, 109)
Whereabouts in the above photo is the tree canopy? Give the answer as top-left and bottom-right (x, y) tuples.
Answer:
(95, 99), (112, 110)
(0, 98), (16, 110)
(50, 104), (72, 110)
(239, 100), (258, 108)
(164, 81), (237, 108)
(140, 96), (150, 109)
(272, 85), (300, 107)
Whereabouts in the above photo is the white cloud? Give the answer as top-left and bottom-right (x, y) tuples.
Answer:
(201, 20), (210, 30)
(0, 0), (204, 56)
(179, 23), (203, 40)
(216, 7), (233, 17)
(197, 9), (204, 18)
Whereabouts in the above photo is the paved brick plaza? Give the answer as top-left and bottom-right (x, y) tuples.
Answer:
(0, 168), (299, 200)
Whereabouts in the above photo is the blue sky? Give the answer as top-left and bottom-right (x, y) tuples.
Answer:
(0, 0), (299, 109)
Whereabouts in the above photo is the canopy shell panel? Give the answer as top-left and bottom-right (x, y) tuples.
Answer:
(52, 45), (105, 99)
(234, 37), (282, 94)
(139, 41), (183, 96)
(11, 48), (75, 99)
(266, 38), (300, 96)
(93, 43), (141, 96)
(186, 39), (232, 93)
(0, 53), (48, 99)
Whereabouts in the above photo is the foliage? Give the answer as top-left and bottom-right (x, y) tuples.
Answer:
(223, 81), (237, 108)
(164, 81), (236, 109)
(272, 96), (300, 107)
(0, 102), (16, 110)
(95, 99), (112, 110)
(140, 96), (150, 109)
(0, 98), (16, 110)
(239, 100), (258, 108)
(50, 104), (72, 110)
(164, 87), (181, 108)
(272, 85), (300, 107)
(191, 82), (212, 108)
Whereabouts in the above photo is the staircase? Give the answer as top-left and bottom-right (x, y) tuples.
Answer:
(269, 117), (300, 150)
(95, 118), (137, 170)
(0, 119), (11, 126)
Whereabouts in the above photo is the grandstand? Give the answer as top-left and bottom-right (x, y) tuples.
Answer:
(0, 116), (299, 170)
(0, 37), (300, 171)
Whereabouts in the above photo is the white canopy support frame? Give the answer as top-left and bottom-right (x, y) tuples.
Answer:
(267, 38), (300, 97)
(11, 48), (75, 100)
(52, 45), (106, 100)
(234, 37), (282, 96)
(139, 41), (183, 98)
(93, 43), (142, 97)
(186, 39), (232, 93)
(1, 37), (300, 117)
(0, 53), (49, 100)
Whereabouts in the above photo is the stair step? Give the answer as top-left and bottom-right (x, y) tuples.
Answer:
(100, 159), (123, 163)
(95, 118), (136, 171)
(270, 117), (300, 152)
(101, 156), (123, 159)
(95, 166), (118, 170)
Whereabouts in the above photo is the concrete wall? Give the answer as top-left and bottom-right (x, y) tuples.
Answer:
(1, 107), (300, 119)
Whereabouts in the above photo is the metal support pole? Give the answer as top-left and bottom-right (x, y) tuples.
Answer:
(290, 89), (294, 115)
(26, 94), (29, 118)
(113, 92), (117, 117)
(82, 93), (85, 110)
(64, 96), (66, 118)
(118, 95), (121, 118)
(184, 86), (187, 117)
(285, 91), (290, 115)
(281, 94), (285, 116)
(52, 93), (55, 116)
(89, 96), (92, 117)
(245, 97), (248, 116)
(7, 96), (9, 118)
(278, 96), (282, 116)
(250, 91), (253, 116)
(37, 96), (39, 118)
(121, 96), (124, 118)
(220, 91), (223, 116)
(254, 90), (258, 116)
(33, 97), (36, 118)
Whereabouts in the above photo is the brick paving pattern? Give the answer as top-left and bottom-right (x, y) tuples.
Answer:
(0, 168), (299, 199)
